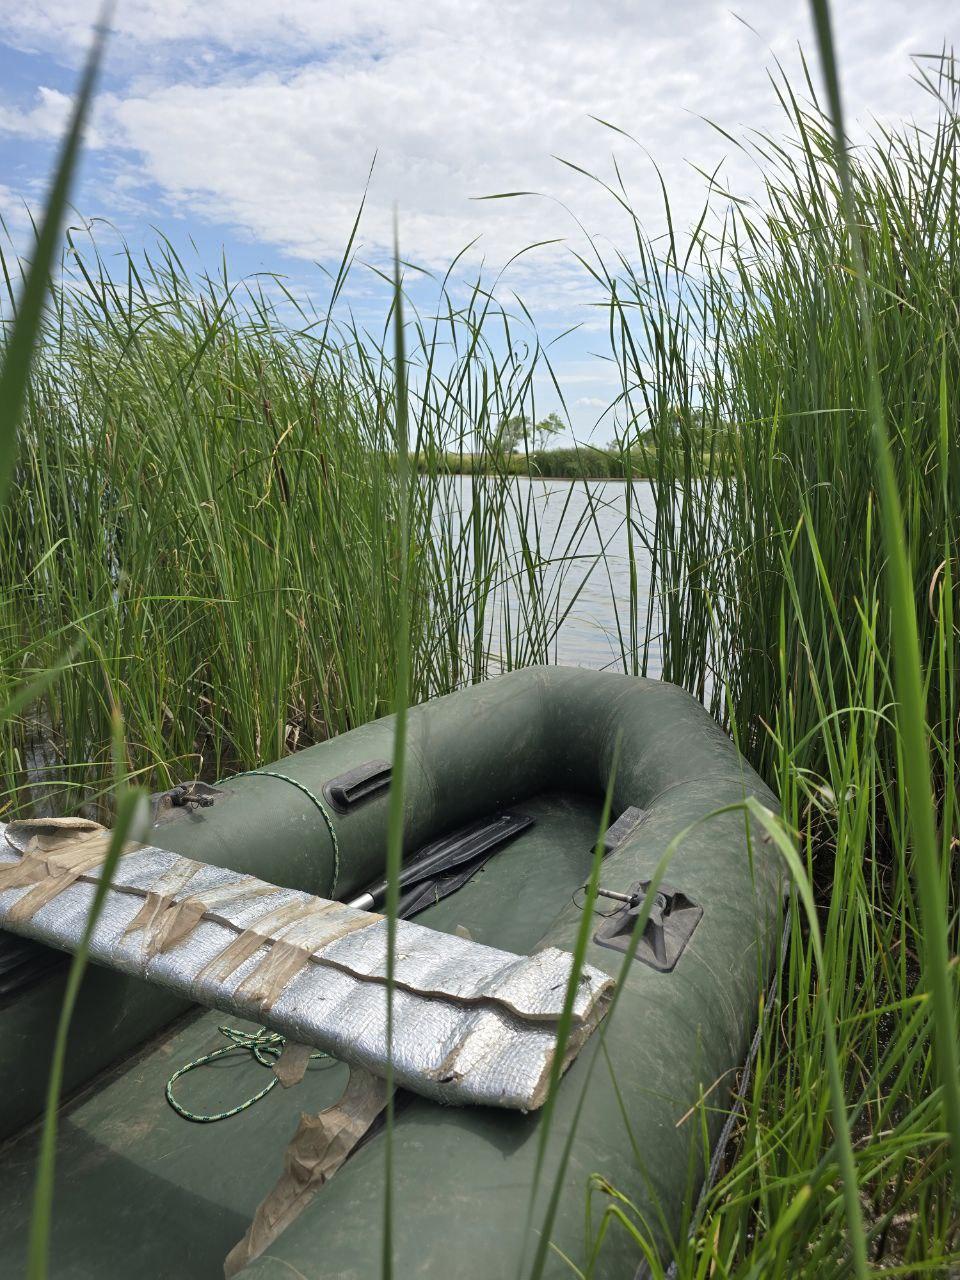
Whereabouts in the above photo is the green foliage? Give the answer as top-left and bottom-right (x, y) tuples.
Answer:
(531, 411), (565, 450)
(581, 42), (960, 1275)
(811, 0), (960, 1203)
(492, 410), (567, 454)
(0, 235), (602, 816)
(417, 444), (657, 479)
(496, 413), (529, 453)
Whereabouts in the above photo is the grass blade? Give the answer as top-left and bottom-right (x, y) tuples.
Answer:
(380, 217), (414, 1280)
(0, 8), (110, 504)
(26, 721), (144, 1279)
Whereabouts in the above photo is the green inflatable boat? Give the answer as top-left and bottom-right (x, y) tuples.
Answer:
(0, 668), (784, 1278)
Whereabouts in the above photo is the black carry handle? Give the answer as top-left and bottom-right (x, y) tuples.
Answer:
(323, 759), (392, 813)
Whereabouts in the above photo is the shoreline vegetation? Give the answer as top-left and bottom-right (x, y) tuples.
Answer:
(414, 445), (656, 480)
(2, 28), (959, 1280)
(413, 428), (731, 481)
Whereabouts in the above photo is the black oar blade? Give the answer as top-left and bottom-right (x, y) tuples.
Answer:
(356, 810), (534, 910)
(397, 844), (508, 919)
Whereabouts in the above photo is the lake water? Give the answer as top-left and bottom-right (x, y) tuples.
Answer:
(481, 476), (662, 676)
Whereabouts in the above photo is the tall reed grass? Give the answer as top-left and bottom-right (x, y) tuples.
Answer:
(0, 232), (602, 816)
(580, 42), (960, 1276)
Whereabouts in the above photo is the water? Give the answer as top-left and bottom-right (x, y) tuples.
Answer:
(459, 475), (661, 676)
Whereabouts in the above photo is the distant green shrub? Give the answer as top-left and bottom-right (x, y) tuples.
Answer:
(415, 445), (658, 479)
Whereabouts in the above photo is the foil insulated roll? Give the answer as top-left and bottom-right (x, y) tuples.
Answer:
(0, 821), (612, 1111)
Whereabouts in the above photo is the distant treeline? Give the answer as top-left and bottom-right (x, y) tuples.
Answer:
(413, 435), (736, 479)
(415, 446), (657, 479)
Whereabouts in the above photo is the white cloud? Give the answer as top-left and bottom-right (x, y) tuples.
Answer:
(0, 0), (952, 323)
(0, 182), (28, 224)
(0, 86), (73, 140)
(0, 1), (391, 58)
(0, 83), (111, 148)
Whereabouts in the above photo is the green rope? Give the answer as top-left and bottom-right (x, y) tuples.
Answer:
(225, 769), (341, 898)
(165, 771), (341, 1122)
(165, 1025), (333, 1123)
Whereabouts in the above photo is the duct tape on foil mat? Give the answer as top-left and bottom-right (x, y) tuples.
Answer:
(0, 819), (612, 1111)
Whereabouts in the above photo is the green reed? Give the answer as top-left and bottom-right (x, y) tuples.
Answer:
(0, 14), (124, 1276)
(583, 37), (960, 1278)
(0, 229), (601, 818)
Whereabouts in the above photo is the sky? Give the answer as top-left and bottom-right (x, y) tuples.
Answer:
(0, 1), (953, 441)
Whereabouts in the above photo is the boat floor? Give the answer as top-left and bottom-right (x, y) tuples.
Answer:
(0, 790), (603, 1279)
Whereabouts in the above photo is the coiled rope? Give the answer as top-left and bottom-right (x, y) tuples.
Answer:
(165, 1025), (334, 1123)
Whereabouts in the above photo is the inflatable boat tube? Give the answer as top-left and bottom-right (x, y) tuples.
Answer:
(0, 668), (784, 1278)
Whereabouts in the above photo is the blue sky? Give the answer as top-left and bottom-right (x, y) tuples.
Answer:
(0, 1), (952, 442)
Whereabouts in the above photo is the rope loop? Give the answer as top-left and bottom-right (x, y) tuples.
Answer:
(165, 1025), (332, 1123)
(223, 769), (341, 898)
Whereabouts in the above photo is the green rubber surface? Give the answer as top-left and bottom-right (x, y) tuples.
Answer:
(0, 792), (602, 1278)
(0, 669), (784, 1277)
